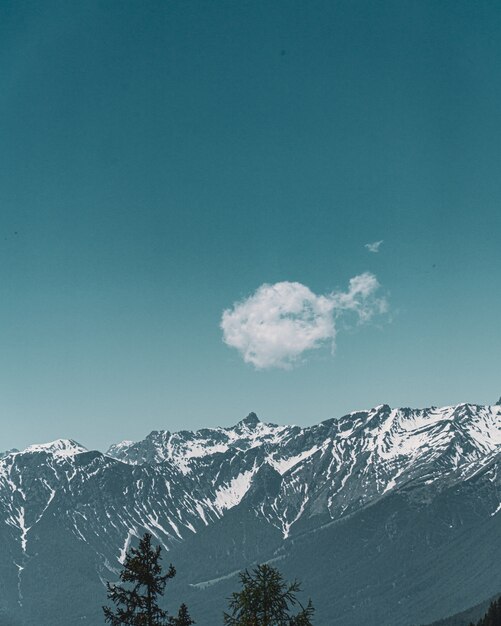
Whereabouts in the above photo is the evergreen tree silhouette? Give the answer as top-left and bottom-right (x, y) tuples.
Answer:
(475, 598), (501, 626)
(223, 563), (314, 625)
(169, 603), (195, 625)
(103, 532), (176, 625)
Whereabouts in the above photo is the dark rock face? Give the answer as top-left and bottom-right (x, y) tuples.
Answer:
(1, 402), (501, 625)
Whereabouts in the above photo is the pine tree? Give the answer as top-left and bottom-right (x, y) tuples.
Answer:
(475, 598), (501, 626)
(223, 563), (314, 626)
(169, 603), (195, 625)
(103, 532), (176, 626)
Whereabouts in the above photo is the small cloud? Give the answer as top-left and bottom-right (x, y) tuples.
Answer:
(329, 272), (389, 322)
(221, 273), (388, 370)
(365, 240), (383, 253)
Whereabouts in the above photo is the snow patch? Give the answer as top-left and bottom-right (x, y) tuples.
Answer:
(213, 470), (255, 512)
(268, 445), (321, 475)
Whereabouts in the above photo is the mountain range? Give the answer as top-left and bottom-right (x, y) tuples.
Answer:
(1, 401), (501, 625)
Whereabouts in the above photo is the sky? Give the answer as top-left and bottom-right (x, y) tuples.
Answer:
(0, 0), (500, 452)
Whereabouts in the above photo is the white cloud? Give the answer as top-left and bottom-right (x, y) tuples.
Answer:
(221, 273), (388, 369)
(330, 272), (389, 322)
(365, 240), (383, 253)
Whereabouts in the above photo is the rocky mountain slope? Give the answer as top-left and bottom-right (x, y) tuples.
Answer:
(1, 402), (501, 625)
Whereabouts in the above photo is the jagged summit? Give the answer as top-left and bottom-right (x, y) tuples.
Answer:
(237, 411), (261, 427)
(106, 412), (287, 471)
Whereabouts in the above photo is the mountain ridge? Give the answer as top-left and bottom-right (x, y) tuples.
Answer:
(1, 400), (501, 625)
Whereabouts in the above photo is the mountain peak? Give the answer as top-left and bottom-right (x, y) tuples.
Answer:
(21, 438), (87, 458)
(238, 412), (261, 428)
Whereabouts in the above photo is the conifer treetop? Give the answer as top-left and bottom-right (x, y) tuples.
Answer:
(103, 532), (176, 626)
(223, 563), (314, 626)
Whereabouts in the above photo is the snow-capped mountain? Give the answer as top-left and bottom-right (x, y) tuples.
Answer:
(108, 403), (501, 536)
(1, 402), (501, 626)
(21, 439), (88, 457)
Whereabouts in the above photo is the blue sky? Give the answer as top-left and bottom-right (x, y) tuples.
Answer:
(1, 0), (500, 451)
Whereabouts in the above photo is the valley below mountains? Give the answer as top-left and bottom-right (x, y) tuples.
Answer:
(1, 401), (501, 625)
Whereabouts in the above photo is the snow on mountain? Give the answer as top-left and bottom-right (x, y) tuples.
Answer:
(106, 412), (290, 473)
(96, 402), (501, 540)
(1, 401), (501, 624)
(213, 466), (258, 512)
(20, 439), (88, 458)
